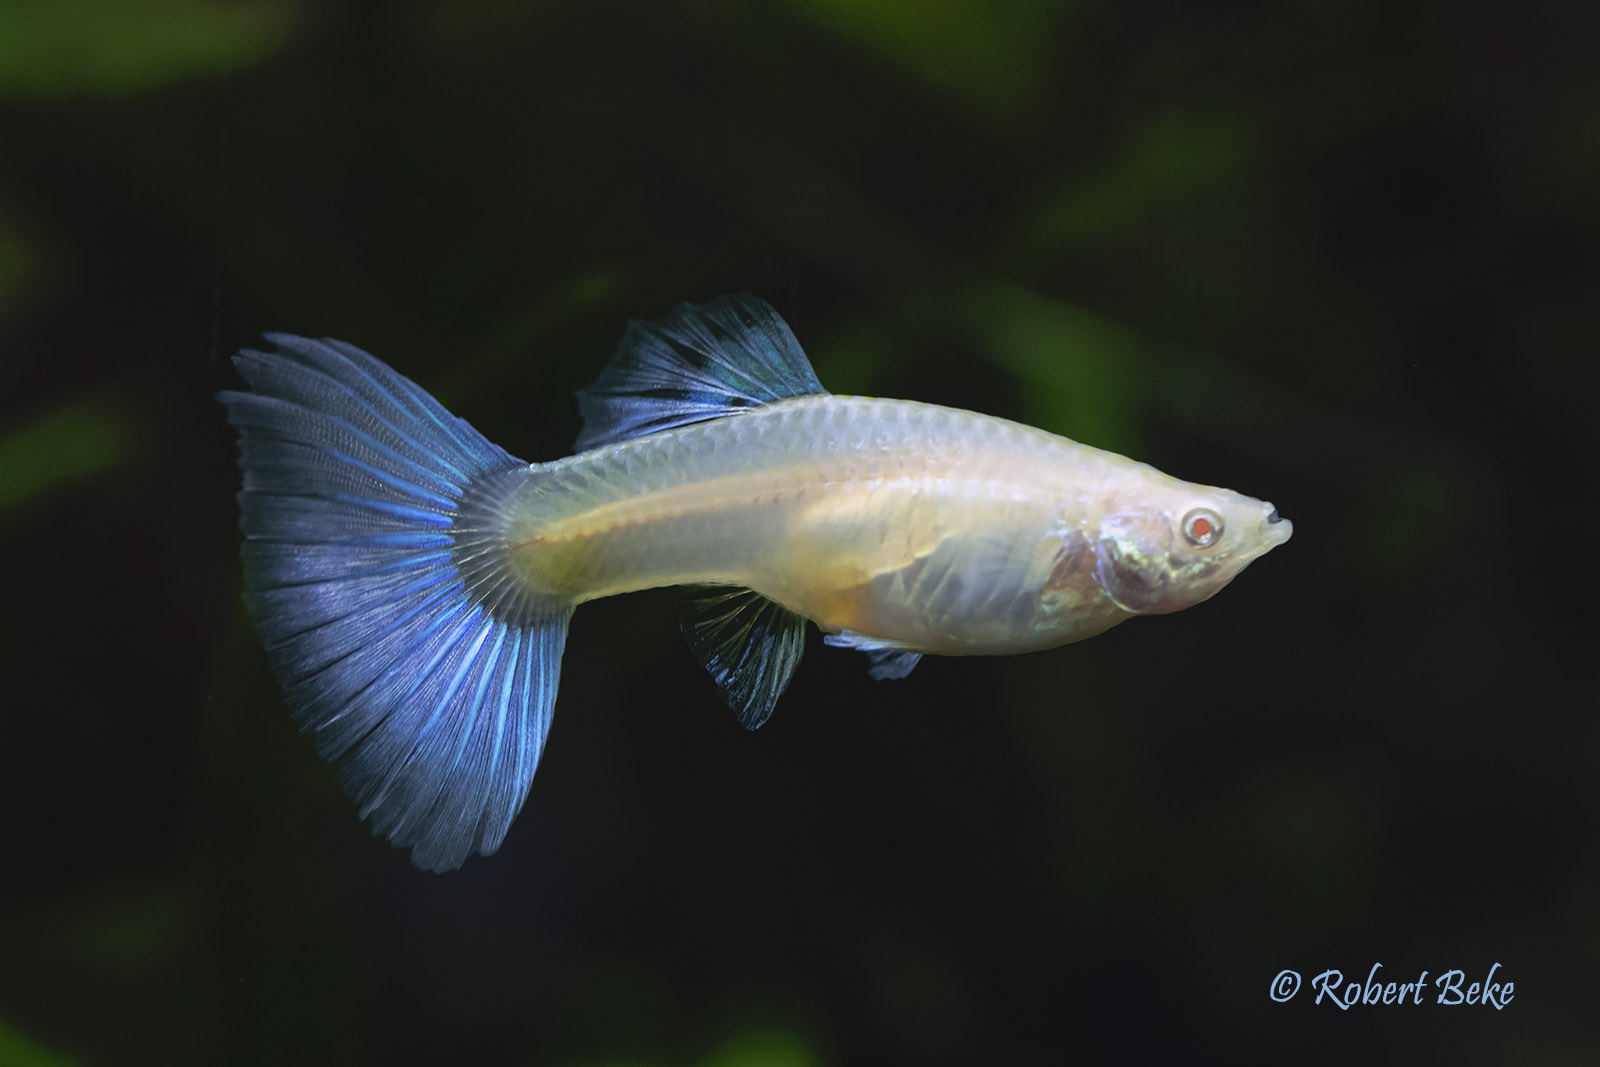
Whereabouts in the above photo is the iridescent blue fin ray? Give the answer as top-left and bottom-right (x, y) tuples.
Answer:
(680, 587), (807, 730)
(220, 334), (569, 872)
(822, 631), (923, 681)
(574, 293), (826, 451)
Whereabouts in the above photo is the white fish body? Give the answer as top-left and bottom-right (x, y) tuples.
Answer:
(222, 294), (1291, 870)
(486, 394), (1288, 653)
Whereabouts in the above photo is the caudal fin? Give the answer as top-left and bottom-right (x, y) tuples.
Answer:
(220, 334), (568, 872)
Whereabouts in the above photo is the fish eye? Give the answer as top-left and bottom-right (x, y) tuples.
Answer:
(1181, 507), (1223, 548)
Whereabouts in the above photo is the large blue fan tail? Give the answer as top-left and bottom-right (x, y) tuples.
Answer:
(220, 334), (568, 872)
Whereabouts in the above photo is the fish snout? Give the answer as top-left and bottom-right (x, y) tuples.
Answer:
(1258, 503), (1293, 545)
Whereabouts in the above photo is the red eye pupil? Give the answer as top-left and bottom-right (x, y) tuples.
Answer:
(1191, 517), (1212, 539)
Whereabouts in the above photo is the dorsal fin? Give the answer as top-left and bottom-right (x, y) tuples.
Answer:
(680, 587), (808, 730)
(575, 294), (827, 451)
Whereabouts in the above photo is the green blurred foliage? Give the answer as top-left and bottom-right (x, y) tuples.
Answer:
(972, 284), (1145, 452)
(1020, 109), (1256, 247)
(0, 1017), (75, 1067)
(0, 0), (294, 98)
(775, 0), (1063, 117)
(0, 399), (135, 516)
(698, 1028), (819, 1067)
(0, 210), (30, 321)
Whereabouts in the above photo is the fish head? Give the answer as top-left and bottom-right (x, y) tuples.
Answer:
(1093, 486), (1292, 616)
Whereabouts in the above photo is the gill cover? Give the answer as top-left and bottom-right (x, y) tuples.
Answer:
(1094, 513), (1175, 614)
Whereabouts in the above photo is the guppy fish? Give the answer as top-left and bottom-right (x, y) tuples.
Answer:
(221, 294), (1291, 871)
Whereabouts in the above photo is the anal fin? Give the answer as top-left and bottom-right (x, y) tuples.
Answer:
(680, 587), (807, 730)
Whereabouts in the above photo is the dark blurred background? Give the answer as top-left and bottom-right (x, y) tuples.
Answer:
(1, 1), (1595, 1063)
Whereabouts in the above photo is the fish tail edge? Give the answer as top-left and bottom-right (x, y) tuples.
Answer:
(219, 333), (570, 872)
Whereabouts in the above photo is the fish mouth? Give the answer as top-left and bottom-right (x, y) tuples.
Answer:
(1258, 503), (1293, 546)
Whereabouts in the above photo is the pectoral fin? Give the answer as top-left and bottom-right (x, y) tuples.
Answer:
(822, 631), (924, 681)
